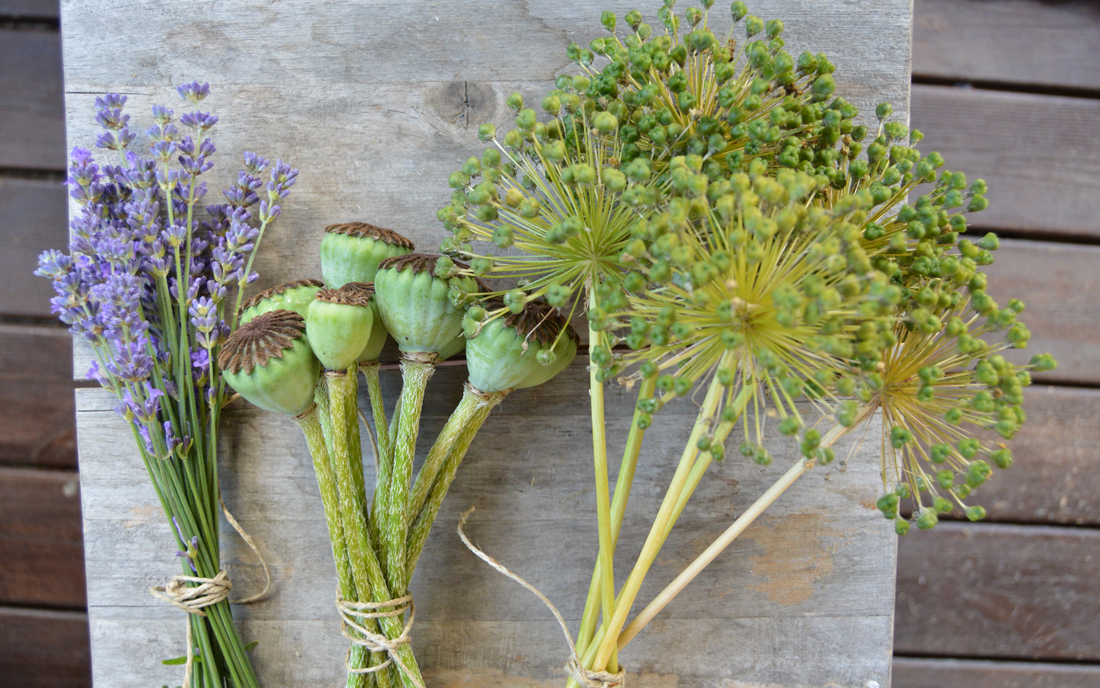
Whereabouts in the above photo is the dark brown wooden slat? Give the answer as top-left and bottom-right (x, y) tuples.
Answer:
(0, 325), (75, 469)
(0, 467), (85, 608)
(893, 657), (1100, 688)
(984, 239), (1100, 387)
(894, 522), (1100, 661)
(0, 176), (70, 318)
(913, 0), (1100, 92)
(910, 84), (1100, 239)
(0, 607), (90, 688)
(914, 386), (1100, 527)
(0, 29), (65, 170)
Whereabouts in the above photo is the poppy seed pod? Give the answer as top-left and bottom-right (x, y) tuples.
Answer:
(320, 222), (416, 288)
(306, 283), (375, 371)
(374, 253), (480, 355)
(219, 310), (320, 416)
(346, 282), (390, 363)
(238, 278), (324, 324)
(465, 298), (578, 392)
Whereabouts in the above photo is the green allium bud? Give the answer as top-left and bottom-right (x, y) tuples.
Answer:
(375, 253), (480, 355)
(239, 278), (324, 324)
(320, 222), (416, 288)
(306, 283), (376, 371)
(966, 505), (987, 521)
(220, 310), (320, 417)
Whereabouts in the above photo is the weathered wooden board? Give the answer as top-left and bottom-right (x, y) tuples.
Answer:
(0, 177), (71, 318)
(0, 0), (58, 20)
(78, 363), (892, 687)
(910, 84), (1100, 240)
(0, 466), (85, 608)
(913, 0), (1100, 92)
(893, 657), (1100, 688)
(0, 607), (90, 688)
(0, 28), (65, 171)
(0, 324), (76, 468)
(894, 522), (1100, 662)
(904, 385), (1100, 527)
(63, 1), (910, 685)
(983, 239), (1100, 386)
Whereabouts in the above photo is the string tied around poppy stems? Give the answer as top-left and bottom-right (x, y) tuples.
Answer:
(457, 508), (626, 688)
(336, 593), (425, 687)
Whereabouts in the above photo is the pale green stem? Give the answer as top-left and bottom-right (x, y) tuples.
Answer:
(584, 365), (730, 673)
(575, 376), (656, 657)
(405, 388), (505, 580)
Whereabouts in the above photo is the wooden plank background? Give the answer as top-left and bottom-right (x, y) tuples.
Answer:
(58, 1), (909, 686)
(3, 0), (1098, 687)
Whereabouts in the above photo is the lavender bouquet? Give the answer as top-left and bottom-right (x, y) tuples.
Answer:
(36, 83), (297, 688)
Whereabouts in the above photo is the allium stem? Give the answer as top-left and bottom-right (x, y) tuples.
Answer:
(404, 386), (506, 580)
(616, 414), (867, 650)
(381, 356), (435, 595)
(575, 375), (656, 656)
(586, 313), (619, 673)
(585, 365), (730, 674)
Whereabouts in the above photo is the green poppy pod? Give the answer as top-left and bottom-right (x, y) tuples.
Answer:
(437, 333), (466, 361)
(238, 278), (324, 324)
(306, 283), (375, 371)
(218, 310), (320, 416)
(465, 298), (579, 393)
(348, 282), (390, 363)
(374, 253), (480, 355)
(320, 222), (416, 288)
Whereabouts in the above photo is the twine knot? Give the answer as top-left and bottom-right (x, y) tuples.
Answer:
(457, 508), (626, 688)
(150, 570), (232, 617)
(336, 594), (424, 688)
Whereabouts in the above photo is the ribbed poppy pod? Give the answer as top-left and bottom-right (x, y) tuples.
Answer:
(465, 298), (578, 392)
(346, 282), (389, 363)
(218, 310), (320, 416)
(306, 283), (375, 371)
(238, 278), (323, 324)
(320, 222), (416, 288)
(374, 253), (480, 355)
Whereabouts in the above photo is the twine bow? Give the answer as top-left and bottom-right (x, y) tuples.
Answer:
(150, 498), (273, 687)
(336, 594), (424, 688)
(457, 508), (626, 688)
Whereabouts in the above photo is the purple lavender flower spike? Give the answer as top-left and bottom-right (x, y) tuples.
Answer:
(176, 81), (210, 103)
(242, 152), (267, 174)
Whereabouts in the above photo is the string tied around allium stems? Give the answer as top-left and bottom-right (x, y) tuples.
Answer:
(336, 593), (425, 687)
(149, 498), (273, 687)
(457, 508), (626, 688)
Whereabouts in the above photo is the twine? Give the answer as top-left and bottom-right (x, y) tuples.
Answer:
(457, 508), (626, 688)
(336, 593), (425, 687)
(150, 498), (273, 685)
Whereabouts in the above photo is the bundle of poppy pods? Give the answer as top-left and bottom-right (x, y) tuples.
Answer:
(218, 223), (577, 688)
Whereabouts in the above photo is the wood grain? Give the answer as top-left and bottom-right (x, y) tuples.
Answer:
(893, 656), (1100, 688)
(77, 363), (893, 687)
(983, 239), (1100, 386)
(0, 29), (65, 171)
(0, 607), (90, 688)
(910, 84), (1100, 239)
(0, 0), (59, 20)
(894, 522), (1100, 662)
(0, 177), (70, 318)
(913, 0), (1100, 92)
(61, 1), (911, 684)
(0, 324), (76, 469)
(0, 467), (85, 608)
